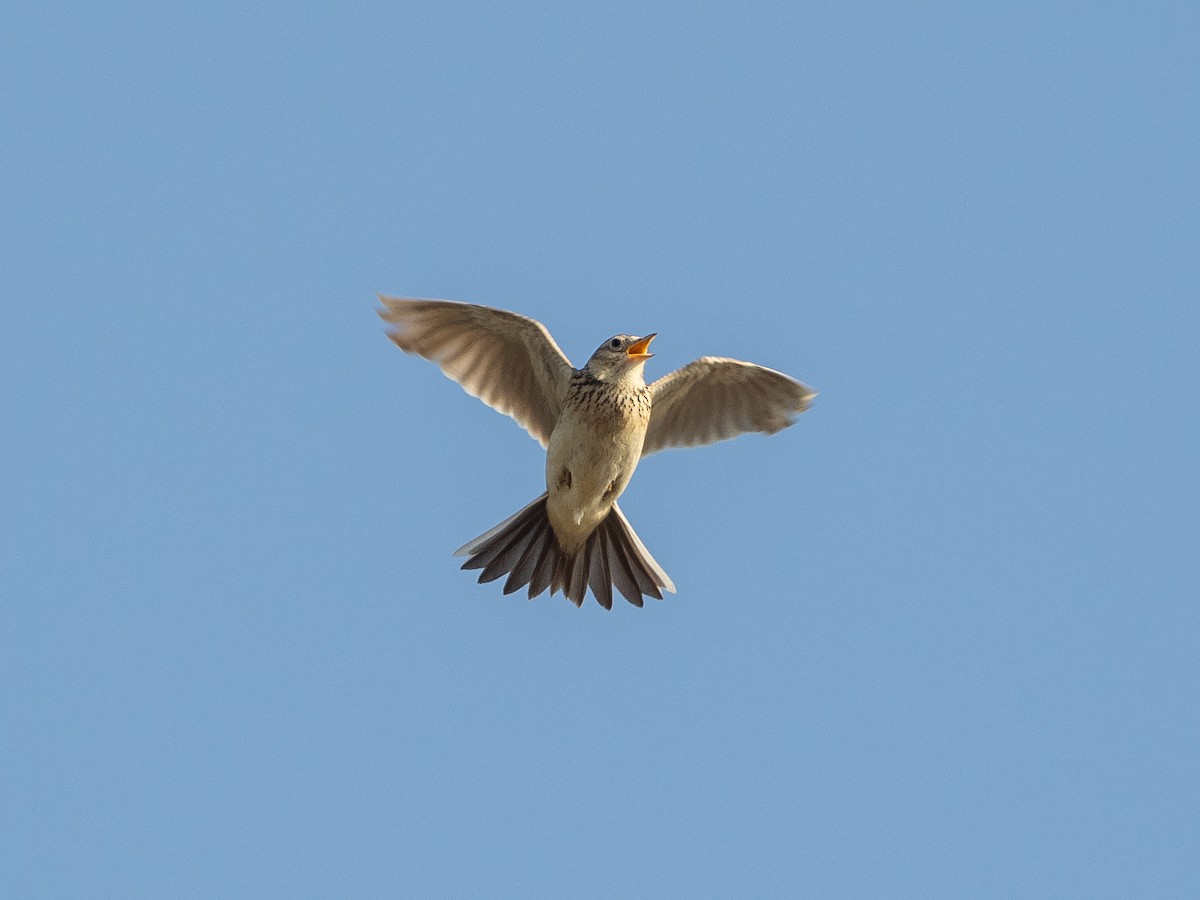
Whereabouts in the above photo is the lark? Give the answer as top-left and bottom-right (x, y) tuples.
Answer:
(379, 296), (816, 609)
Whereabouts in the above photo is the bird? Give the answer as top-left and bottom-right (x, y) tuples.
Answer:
(379, 296), (816, 609)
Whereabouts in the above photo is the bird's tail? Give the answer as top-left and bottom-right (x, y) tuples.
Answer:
(454, 493), (676, 609)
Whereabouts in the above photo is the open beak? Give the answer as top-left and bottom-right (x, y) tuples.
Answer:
(626, 333), (656, 360)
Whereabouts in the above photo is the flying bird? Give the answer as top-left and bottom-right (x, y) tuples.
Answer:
(379, 296), (816, 609)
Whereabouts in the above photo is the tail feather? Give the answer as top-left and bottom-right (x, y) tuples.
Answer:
(607, 510), (663, 600)
(549, 550), (569, 599)
(528, 531), (556, 598)
(502, 526), (549, 595)
(610, 503), (676, 595)
(454, 495), (544, 559)
(477, 512), (542, 584)
(588, 528), (614, 610)
(455, 494), (674, 608)
(567, 547), (589, 607)
(601, 521), (643, 607)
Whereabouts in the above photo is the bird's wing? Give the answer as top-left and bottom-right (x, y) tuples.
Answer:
(642, 356), (816, 456)
(378, 296), (575, 446)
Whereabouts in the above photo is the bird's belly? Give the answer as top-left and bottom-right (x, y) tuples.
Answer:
(545, 413), (645, 553)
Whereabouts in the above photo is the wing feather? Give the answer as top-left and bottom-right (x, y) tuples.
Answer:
(379, 296), (575, 446)
(642, 356), (815, 456)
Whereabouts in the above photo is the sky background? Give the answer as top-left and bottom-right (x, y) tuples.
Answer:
(3, 1), (1198, 896)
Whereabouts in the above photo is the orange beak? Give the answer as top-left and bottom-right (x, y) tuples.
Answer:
(626, 333), (656, 360)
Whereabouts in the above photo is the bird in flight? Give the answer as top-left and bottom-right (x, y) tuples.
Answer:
(379, 296), (816, 609)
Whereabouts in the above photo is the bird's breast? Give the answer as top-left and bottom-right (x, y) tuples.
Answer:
(544, 385), (651, 553)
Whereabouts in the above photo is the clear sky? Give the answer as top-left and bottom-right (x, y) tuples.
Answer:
(3, 2), (1198, 897)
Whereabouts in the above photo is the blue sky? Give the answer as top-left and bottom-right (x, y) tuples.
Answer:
(3, 1), (1198, 896)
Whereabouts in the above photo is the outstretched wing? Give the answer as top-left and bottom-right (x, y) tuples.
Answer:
(642, 356), (815, 456)
(379, 296), (575, 446)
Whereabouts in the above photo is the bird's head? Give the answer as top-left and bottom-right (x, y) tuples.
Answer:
(583, 333), (656, 382)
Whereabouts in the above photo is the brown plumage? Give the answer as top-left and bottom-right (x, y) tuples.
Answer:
(379, 296), (815, 609)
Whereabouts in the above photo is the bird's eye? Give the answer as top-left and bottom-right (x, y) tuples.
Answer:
(610, 338), (621, 349)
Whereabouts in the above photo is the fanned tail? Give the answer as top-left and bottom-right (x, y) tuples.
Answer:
(455, 494), (675, 609)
